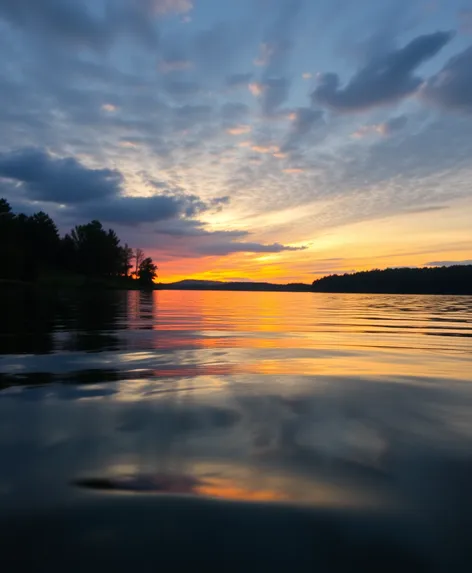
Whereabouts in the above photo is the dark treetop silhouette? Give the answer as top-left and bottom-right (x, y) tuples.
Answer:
(312, 266), (472, 295)
(0, 199), (157, 287)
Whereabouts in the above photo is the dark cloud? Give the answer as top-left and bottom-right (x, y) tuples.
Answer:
(79, 196), (183, 225)
(0, 0), (162, 51)
(195, 242), (307, 256)
(152, 216), (307, 257)
(211, 196), (231, 209)
(0, 148), (122, 204)
(156, 219), (249, 239)
(0, 146), (231, 229)
(152, 214), (307, 260)
(0, 0), (108, 51)
(312, 31), (453, 112)
(78, 191), (229, 227)
(426, 260), (472, 267)
(422, 46), (472, 112)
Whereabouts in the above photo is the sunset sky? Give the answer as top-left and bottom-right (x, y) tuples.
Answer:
(0, 0), (471, 283)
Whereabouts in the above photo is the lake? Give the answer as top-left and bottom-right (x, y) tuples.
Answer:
(1, 289), (471, 572)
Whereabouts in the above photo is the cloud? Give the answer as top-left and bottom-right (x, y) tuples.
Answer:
(0, 0), (168, 51)
(425, 260), (472, 267)
(195, 242), (307, 256)
(312, 31), (453, 112)
(81, 195), (183, 225)
(249, 82), (264, 97)
(289, 108), (323, 136)
(0, 146), (232, 230)
(254, 42), (278, 67)
(0, 1), (469, 276)
(173, 104), (213, 129)
(380, 115), (408, 134)
(0, 0), (109, 51)
(164, 80), (201, 98)
(101, 103), (118, 113)
(251, 144), (280, 154)
(352, 115), (408, 138)
(283, 168), (304, 174)
(156, 219), (248, 238)
(263, 78), (290, 114)
(150, 218), (307, 260)
(226, 73), (254, 89)
(422, 46), (472, 113)
(0, 148), (122, 204)
(221, 102), (250, 121)
(256, 0), (304, 75)
(226, 125), (252, 136)
(249, 78), (290, 114)
(149, 0), (193, 15)
(79, 192), (228, 227)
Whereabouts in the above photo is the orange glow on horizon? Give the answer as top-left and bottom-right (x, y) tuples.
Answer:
(195, 478), (286, 502)
(146, 198), (472, 285)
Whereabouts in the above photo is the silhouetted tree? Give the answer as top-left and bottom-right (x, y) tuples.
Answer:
(121, 244), (134, 277)
(68, 220), (125, 277)
(0, 198), (11, 216)
(0, 199), (17, 279)
(138, 257), (158, 286)
(134, 248), (145, 277)
(0, 198), (158, 285)
(23, 211), (61, 278)
(312, 266), (472, 295)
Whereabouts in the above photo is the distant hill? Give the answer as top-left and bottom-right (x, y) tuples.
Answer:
(312, 266), (472, 295)
(157, 280), (312, 292)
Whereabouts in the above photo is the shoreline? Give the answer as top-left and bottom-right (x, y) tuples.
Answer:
(1, 280), (470, 295)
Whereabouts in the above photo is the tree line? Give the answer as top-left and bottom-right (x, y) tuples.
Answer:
(0, 199), (158, 286)
(312, 266), (472, 295)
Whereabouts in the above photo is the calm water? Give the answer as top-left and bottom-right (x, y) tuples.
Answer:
(1, 289), (472, 571)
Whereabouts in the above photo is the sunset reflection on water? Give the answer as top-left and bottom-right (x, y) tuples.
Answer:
(0, 289), (472, 571)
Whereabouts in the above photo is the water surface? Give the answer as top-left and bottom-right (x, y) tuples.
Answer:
(1, 289), (471, 571)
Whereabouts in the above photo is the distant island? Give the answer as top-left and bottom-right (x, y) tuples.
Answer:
(157, 267), (472, 294)
(156, 280), (312, 292)
(312, 266), (472, 295)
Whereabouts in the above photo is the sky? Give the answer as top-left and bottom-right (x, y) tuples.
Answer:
(0, 0), (471, 283)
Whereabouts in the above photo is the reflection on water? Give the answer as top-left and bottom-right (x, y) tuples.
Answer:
(0, 287), (472, 571)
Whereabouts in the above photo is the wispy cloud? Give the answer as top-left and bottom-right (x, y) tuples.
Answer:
(226, 125), (252, 136)
(426, 260), (472, 267)
(352, 115), (408, 138)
